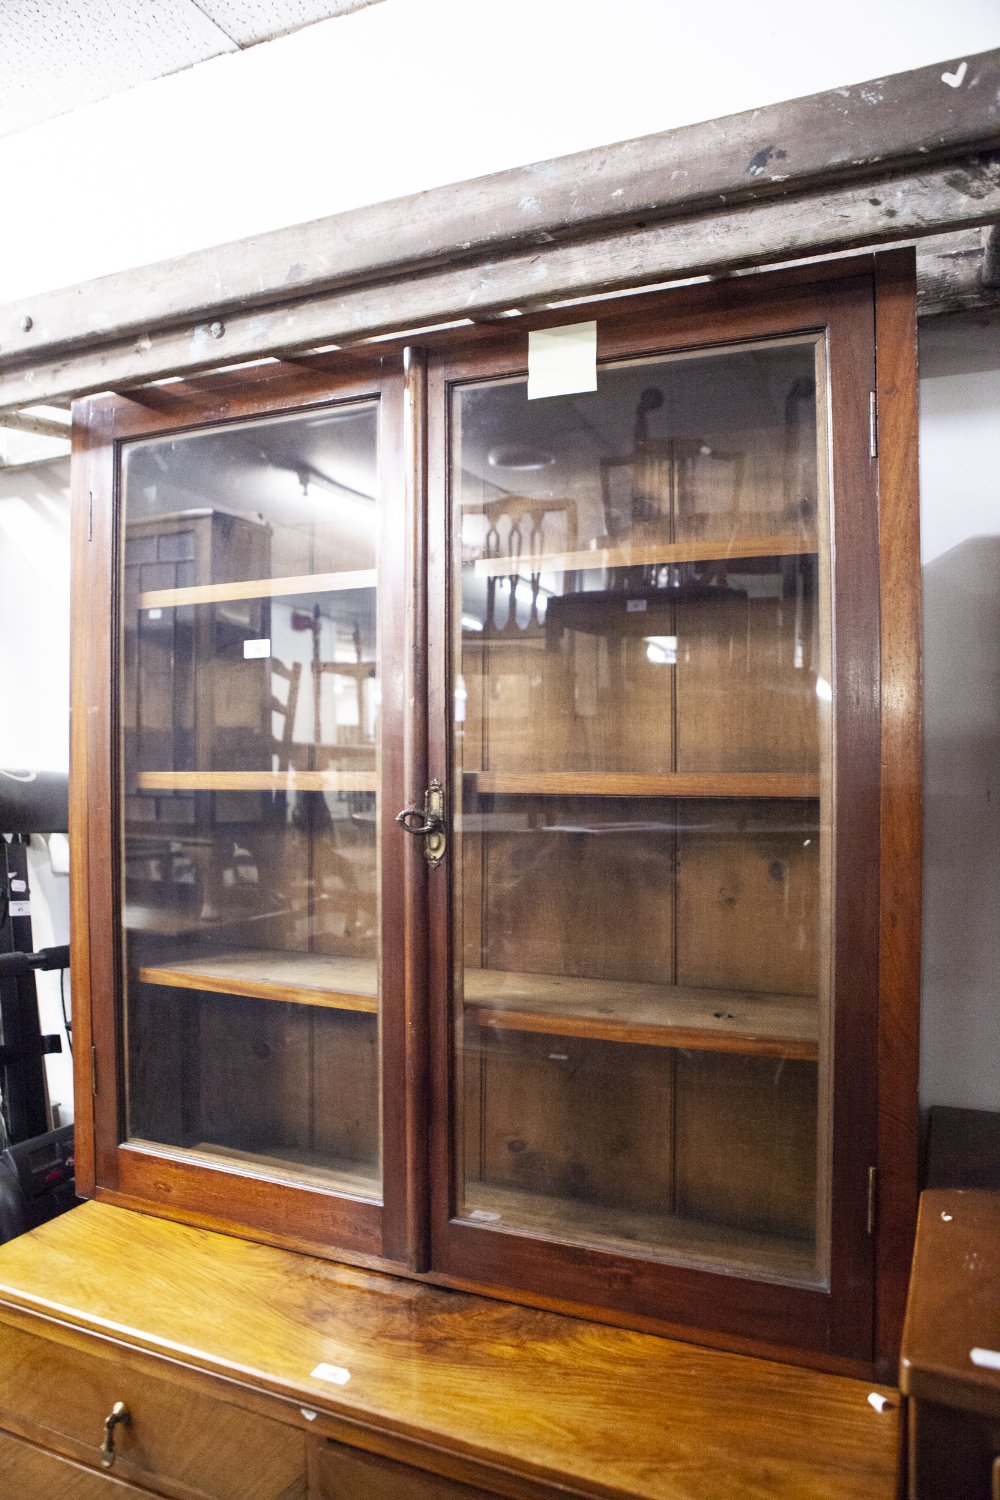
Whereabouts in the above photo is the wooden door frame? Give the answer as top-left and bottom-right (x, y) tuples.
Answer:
(422, 253), (920, 1377)
(70, 350), (427, 1266)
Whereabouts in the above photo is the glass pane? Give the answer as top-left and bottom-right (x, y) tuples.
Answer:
(450, 337), (832, 1283)
(120, 402), (382, 1198)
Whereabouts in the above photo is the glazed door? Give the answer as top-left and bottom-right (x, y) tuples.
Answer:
(79, 359), (415, 1261)
(428, 272), (882, 1359)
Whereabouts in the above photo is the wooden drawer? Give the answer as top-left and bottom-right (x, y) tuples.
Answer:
(0, 1318), (306, 1500)
(312, 1440), (502, 1499)
(0, 1427), (153, 1499)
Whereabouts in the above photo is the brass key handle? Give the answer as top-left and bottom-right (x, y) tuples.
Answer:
(99, 1400), (131, 1469)
(395, 780), (446, 868)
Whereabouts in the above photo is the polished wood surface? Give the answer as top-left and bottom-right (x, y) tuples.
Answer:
(901, 1191), (1000, 1500)
(311, 1441), (499, 1498)
(0, 1203), (899, 1500)
(0, 1314), (306, 1499)
(874, 247), (922, 1375)
(900, 1191), (1000, 1417)
(0, 1432), (151, 1498)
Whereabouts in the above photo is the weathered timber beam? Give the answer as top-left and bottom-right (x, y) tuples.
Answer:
(0, 409), (72, 440)
(1, 155), (997, 413)
(916, 227), (1000, 316)
(0, 47), (998, 373)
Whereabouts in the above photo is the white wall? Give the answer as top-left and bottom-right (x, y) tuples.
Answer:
(0, 0), (999, 302)
(917, 312), (1000, 1113)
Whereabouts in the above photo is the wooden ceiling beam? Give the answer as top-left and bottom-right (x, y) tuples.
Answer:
(2, 155), (998, 413)
(0, 48), (997, 410)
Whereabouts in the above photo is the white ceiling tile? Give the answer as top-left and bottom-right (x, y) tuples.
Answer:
(0, 0), (237, 138)
(195, 0), (384, 48)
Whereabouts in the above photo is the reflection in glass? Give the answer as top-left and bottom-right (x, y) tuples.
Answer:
(451, 337), (832, 1282)
(120, 403), (382, 1196)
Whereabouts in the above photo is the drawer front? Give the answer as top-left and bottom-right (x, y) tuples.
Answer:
(0, 1428), (152, 1499)
(313, 1440), (502, 1499)
(0, 1319), (306, 1500)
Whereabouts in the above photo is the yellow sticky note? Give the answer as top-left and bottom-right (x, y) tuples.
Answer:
(528, 321), (597, 399)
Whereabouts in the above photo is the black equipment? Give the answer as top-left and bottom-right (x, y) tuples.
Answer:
(0, 1124), (76, 1240)
(0, 770), (76, 1243)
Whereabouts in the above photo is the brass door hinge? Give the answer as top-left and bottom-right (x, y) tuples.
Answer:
(867, 1166), (877, 1235)
(869, 392), (878, 459)
(91, 1044), (98, 1096)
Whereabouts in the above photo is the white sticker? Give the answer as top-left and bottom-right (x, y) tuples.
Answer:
(10, 880), (26, 892)
(626, 599), (648, 613)
(971, 1347), (1000, 1371)
(528, 321), (597, 400)
(147, 608), (163, 621)
(310, 1362), (351, 1385)
(8, 901), (31, 917)
(243, 638), (271, 660)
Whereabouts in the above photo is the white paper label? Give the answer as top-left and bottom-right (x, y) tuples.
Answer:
(243, 638), (271, 660)
(147, 608), (163, 620)
(528, 321), (597, 400)
(971, 1347), (1000, 1371)
(10, 880), (26, 892)
(310, 1362), (351, 1385)
(8, 901), (31, 917)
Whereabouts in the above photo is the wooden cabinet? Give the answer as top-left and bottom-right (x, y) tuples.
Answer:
(69, 254), (920, 1373)
(900, 1191), (1000, 1500)
(0, 1200), (901, 1500)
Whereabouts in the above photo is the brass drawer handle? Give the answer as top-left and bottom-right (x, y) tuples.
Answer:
(99, 1400), (131, 1470)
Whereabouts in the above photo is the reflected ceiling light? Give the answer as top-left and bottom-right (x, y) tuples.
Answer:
(644, 635), (677, 666)
(487, 444), (555, 471)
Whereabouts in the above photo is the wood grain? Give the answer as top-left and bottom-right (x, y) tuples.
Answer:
(0, 1319), (307, 1500)
(137, 567), (377, 609)
(138, 950), (378, 1011)
(460, 1182), (817, 1284)
(464, 970), (817, 1059)
(873, 247), (922, 1376)
(0, 1433), (152, 1498)
(7, 157), (1000, 410)
(3, 49), (998, 370)
(0, 1202), (899, 1500)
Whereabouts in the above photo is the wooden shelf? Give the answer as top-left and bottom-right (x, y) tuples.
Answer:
(137, 952), (814, 1058)
(137, 568), (377, 610)
(459, 1184), (817, 1283)
(473, 534), (816, 580)
(136, 769), (376, 793)
(135, 1139), (381, 1200)
(466, 771), (820, 800)
(464, 969), (817, 1060)
(139, 950), (378, 1013)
